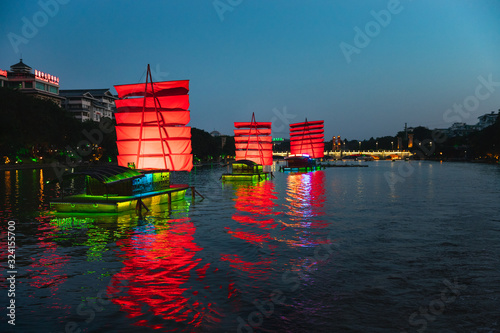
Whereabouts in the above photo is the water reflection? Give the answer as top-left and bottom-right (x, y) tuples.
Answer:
(285, 171), (326, 226)
(26, 215), (70, 312)
(221, 181), (280, 297)
(108, 209), (218, 330)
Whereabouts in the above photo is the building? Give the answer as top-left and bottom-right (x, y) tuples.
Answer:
(447, 122), (477, 137)
(445, 111), (499, 137)
(1, 59), (64, 106)
(476, 111), (499, 130)
(59, 89), (117, 122)
(0, 68), (7, 87)
(210, 130), (221, 137)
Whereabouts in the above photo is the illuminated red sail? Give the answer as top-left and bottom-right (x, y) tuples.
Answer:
(233, 113), (273, 165)
(114, 66), (192, 171)
(289, 120), (324, 158)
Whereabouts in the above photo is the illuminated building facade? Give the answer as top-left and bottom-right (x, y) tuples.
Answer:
(1, 59), (63, 106)
(59, 89), (117, 122)
(0, 69), (7, 87)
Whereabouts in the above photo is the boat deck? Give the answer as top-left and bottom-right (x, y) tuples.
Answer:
(221, 172), (271, 182)
(51, 185), (188, 203)
(50, 185), (189, 213)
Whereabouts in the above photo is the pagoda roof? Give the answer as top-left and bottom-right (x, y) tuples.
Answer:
(10, 59), (32, 73)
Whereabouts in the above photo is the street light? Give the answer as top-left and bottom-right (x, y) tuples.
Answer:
(376, 141), (378, 151)
(358, 141), (361, 151)
(391, 141), (394, 150)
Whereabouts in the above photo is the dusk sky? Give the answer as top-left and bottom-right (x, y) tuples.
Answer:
(1, 0), (500, 140)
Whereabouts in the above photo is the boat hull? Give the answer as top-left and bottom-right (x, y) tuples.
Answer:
(50, 186), (188, 213)
(221, 172), (271, 182)
(280, 165), (323, 172)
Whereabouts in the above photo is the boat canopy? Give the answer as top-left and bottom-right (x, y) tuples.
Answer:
(54, 165), (144, 184)
(229, 159), (259, 166)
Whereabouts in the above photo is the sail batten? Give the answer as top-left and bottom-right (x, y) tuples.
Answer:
(234, 113), (273, 166)
(115, 80), (189, 98)
(289, 120), (324, 158)
(114, 65), (192, 171)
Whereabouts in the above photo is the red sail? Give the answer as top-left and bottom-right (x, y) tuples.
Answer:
(115, 80), (189, 98)
(114, 69), (192, 171)
(290, 120), (324, 158)
(115, 111), (190, 126)
(233, 114), (273, 165)
(234, 122), (272, 129)
(115, 95), (189, 111)
(234, 128), (272, 136)
(234, 136), (272, 143)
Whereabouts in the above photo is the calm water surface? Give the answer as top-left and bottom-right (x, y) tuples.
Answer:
(0, 161), (499, 333)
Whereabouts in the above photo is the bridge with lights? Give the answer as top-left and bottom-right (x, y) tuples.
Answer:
(273, 150), (412, 159)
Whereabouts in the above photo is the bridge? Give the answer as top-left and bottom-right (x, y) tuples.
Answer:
(273, 150), (412, 159)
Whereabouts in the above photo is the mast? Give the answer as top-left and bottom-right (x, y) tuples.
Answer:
(114, 66), (193, 171)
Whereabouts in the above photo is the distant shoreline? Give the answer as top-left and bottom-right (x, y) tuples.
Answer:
(0, 158), (497, 171)
(0, 163), (57, 170)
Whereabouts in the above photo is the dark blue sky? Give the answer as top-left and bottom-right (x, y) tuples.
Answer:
(2, 0), (500, 140)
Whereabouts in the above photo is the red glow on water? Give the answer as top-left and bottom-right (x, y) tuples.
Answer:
(285, 171), (328, 233)
(220, 254), (274, 276)
(221, 181), (279, 294)
(224, 226), (274, 244)
(108, 218), (213, 329)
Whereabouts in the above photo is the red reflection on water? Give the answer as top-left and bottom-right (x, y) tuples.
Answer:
(224, 226), (274, 245)
(286, 171), (326, 221)
(25, 216), (70, 310)
(108, 218), (214, 330)
(220, 254), (274, 277)
(233, 181), (279, 216)
(232, 181), (279, 231)
(221, 181), (279, 294)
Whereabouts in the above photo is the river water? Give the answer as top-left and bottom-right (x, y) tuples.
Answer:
(0, 161), (499, 333)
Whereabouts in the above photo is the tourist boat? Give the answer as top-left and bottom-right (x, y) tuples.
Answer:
(50, 65), (194, 213)
(341, 154), (374, 161)
(221, 113), (273, 182)
(280, 119), (324, 172)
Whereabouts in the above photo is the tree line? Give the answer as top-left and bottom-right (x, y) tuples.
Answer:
(1, 87), (498, 165)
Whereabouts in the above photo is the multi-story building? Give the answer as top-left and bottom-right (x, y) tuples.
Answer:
(446, 111), (499, 137)
(1, 59), (64, 106)
(447, 122), (477, 137)
(59, 89), (117, 122)
(0, 68), (7, 87)
(476, 111), (499, 130)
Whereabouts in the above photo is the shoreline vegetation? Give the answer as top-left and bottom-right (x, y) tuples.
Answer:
(1, 87), (499, 169)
